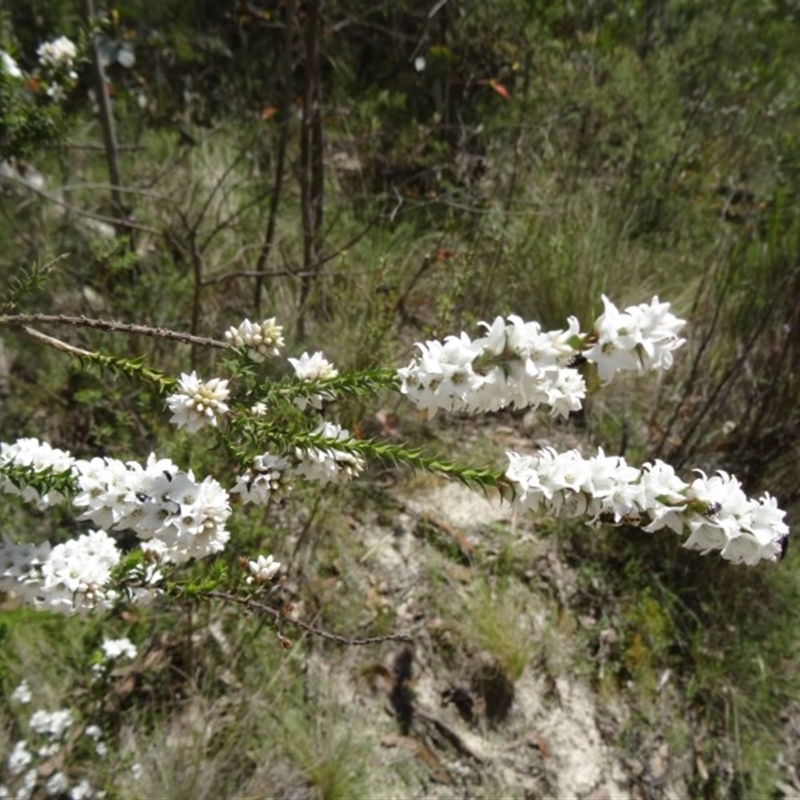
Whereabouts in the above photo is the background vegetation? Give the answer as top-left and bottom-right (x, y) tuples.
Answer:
(2, 0), (800, 797)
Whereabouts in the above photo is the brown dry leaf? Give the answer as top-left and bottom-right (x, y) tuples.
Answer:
(142, 647), (168, 671)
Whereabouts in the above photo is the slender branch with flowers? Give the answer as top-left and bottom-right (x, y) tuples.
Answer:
(0, 291), (790, 627)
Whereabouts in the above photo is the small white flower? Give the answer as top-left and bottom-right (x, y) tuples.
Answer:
(294, 423), (365, 484)
(167, 371), (230, 433)
(140, 473), (231, 564)
(7, 740), (32, 776)
(247, 554), (281, 582)
(640, 460), (689, 534)
(584, 295), (686, 383)
(0, 437), (75, 508)
(46, 82), (68, 102)
(289, 351), (338, 381)
(101, 636), (137, 661)
(85, 724), (102, 741)
(1, 50), (22, 79)
(45, 772), (69, 796)
(289, 351), (339, 409)
(70, 779), (95, 800)
(37, 36), (77, 71)
(232, 453), (289, 506)
(225, 318), (285, 362)
(17, 768), (37, 800)
(397, 334), (482, 416)
(10, 680), (31, 704)
(683, 518), (728, 555)
(29, 708), (72, 740)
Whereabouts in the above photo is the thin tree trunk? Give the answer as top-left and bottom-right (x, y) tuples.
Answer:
(297, 0), (324, 342)
(84, 0), (128, 241)
(253, 0), (296, 318)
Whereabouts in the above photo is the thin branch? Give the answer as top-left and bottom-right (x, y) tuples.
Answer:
(0, 314), (228, 349)
(191, 144), (252, 243)
(0, 174), (167, 239)
(47, 181), (175, 203)
(207, 591), (413, 645)
(59, 141), (143, 152)
(206, 210), (384, 286)
(20, 326), (95, 357)
(202, 267), (381, 285)
(198, 182), (277, 255)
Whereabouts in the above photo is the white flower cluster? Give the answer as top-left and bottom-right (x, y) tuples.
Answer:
(232, 425), (366, 504)
(92, 636), (137, 677)
(0, 445), (232, 612)
(231, 452), (290, 505)
(6, 708), (73, 794)
(166, 371), (230, 433)
(398, 314), (586, 417)
(0, 539), (51, 597)
(584, 295), (686, 383)
(37, 36), (77, 73)
(398, 296), (686, 416)
(36, 35), (79, 101)
(29, 708), (73, 741)
(289, 351), (338, 381)
(0, 530), (120, 613)
(289, 351), (339, 410)
(5, 693), (103, 800)
(11, 680), (32, 704)
(294, 422), (365, 484)
(73, 453), (231, 564)
(225, 317), (285, 362)
(506, 448), (788, 565)
(0, 36), (79, 104)
(0, 437), (75, 508)
(41, 530), (122, 611)
(101, 636), (137, 662)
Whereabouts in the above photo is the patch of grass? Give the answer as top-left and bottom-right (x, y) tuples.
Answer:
(279, 706), (370, 800)
(465, 580), (533, 683)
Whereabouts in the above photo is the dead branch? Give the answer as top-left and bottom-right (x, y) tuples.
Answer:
(0, 313), (227, 349)
(207, 590), (413, 646)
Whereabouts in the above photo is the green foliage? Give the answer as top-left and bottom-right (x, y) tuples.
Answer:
(0, 254), (63, 313)
(0, 71), (65, 160)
